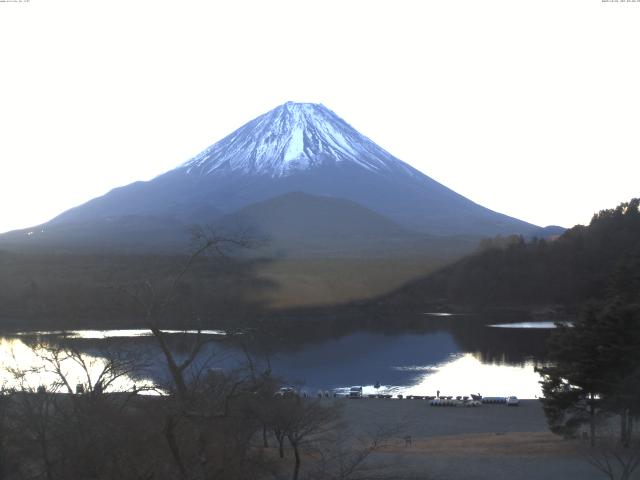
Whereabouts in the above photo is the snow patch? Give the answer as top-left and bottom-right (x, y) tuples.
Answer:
(180, 102), (410, 178)
(283, 126), (305, 162)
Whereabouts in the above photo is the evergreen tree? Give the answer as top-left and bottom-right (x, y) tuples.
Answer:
(538, 311), (608, 445)
(539, 277), (640, 446)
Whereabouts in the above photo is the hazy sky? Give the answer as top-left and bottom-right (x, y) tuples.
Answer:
(1, 0), (639, 234)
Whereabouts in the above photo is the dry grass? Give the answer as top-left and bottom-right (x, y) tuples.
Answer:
(257, 256), (446, 307)
(382, 432), (582, 457)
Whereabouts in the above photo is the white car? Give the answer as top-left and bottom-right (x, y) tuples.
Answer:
(348, 386), (363, 398)
(506, 396), (519, 406)
(274, 387), (298, 398)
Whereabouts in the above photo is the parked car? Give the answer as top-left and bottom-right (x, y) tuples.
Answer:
(348, 386), (363, 398)
(274, 387), (298, 398)
(506, 396), (519, 406)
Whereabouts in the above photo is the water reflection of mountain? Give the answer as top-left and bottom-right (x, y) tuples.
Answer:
(12, 311), (551, 392)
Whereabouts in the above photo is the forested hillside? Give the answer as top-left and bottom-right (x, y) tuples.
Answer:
(385, 199), (640, 309)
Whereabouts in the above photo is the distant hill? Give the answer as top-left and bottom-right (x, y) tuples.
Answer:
(216, 191), (478, 258)
(382, 199), (640, 309)
(226, 191), (409, 240)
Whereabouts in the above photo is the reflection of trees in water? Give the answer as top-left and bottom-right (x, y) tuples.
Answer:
(446, 318), (551, 364)
(16, 334), (219, 388)
(17, 311), (552, 391)
(246, 312), (551, 365)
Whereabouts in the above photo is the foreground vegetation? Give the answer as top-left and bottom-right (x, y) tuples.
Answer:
(0, 337), (395, 480)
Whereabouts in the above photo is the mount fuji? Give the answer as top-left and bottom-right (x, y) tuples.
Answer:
(3, 102), (543, 253)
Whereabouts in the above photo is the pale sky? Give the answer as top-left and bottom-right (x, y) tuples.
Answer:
(1, 0), (639, 234)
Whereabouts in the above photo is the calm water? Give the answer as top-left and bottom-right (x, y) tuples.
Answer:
(0, 315), (555, 398)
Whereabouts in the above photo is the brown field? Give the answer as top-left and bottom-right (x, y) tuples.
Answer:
(322, 398), (622, 480)
(256, 256), (446, 307)
(382, 431), (580, 456)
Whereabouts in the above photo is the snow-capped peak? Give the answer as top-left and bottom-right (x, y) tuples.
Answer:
(181, 102), (415, 177)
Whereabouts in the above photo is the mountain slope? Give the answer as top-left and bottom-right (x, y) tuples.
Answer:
(44, 102), (539, 239)
(224, 191), (408, 240)
(0, 215), (195, 253)
(216, 192), (478, 258)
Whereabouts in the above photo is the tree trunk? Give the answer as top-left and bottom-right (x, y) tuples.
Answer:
(589, 396), (596, 448)
(41, 438), (54, 480)
(163, 415), (188, 479)
(621, 410), (629, 447)
(151, 327), (189, 401)
(262, 426), (268, 448)
(37, 419), (54, 480)
(291, 441), (301, 480)
(277, 435), (285, 458)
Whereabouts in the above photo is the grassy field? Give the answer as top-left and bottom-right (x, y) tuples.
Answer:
(255, 256), (448, 308)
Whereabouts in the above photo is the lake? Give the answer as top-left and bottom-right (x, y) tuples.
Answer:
(0, 313), (557, 398)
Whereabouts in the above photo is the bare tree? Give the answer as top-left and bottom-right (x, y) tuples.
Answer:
(114, 228), (273, 480)
(31, 337), (146, 396)
(268, 398), (339, 480)
(0, 387), (11, 479)
(583, 419), (640, 480)
(3, 336), (152, 480)
(307, 421), (405, 480)
(119, 227), (255, 403)
(586, 439), (640, 480)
